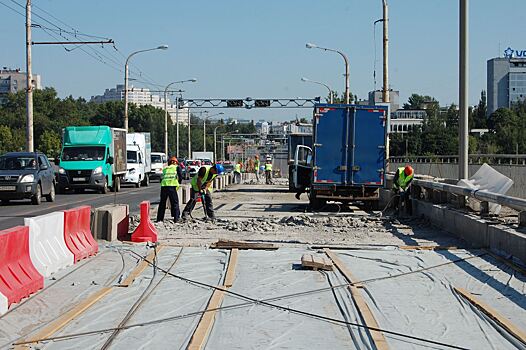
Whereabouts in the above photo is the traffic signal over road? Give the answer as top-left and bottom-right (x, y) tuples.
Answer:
(254, 99), (271, 108)
(227, 99), (244, 108)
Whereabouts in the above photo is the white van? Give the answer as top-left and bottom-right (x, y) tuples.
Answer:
(150, 152), (167, 181)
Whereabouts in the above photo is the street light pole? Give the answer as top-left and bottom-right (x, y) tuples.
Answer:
(306, 43), (350, 104)
(124, 45), (168, 132)
(301, 77), (333, 103)
(163, 79), (196, 156)
(459, 0), (469, 180)
(382, 0), (390, 104)
(25, 0), (33, 152)
(203, 112), (224, 153)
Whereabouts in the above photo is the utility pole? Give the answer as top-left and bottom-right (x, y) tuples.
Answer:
(382, 0), (390, 104)
(175, 95), (180, 158)
(25, 0), (33, 152)
(187, 110), (191, 158)
(459, 0), (469, 180)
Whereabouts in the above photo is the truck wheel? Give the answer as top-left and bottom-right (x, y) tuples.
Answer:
(142, 174), (149, 187)
(45, 183), (56, 202)
(31, 184), (42, 205)
(100, 178), (109, 194)
(1, 199), (9, 205)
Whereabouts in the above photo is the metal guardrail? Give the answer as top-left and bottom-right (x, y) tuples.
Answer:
(390, 154), (526, 166)
(413, 178), (526, 212)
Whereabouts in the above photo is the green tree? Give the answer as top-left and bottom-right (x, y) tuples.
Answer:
(488, 108), (520, 153)
(0, 125), (14, 154)
(37, 130), (61, 157)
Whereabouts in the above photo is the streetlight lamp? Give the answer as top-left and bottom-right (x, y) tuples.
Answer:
(301, 77), (333, 103)
(203, 112), (224, 152)
(124, 45), (168, 131)
(306, 42), (350, 104)
(163, 78), (197, 156)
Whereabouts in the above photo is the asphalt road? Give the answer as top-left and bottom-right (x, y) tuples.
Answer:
(0, 181), (164, 231)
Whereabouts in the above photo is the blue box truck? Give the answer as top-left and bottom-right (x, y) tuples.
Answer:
(292, 104), (389, 209)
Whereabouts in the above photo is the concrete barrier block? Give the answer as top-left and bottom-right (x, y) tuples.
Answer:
(182, 185), (191, 204)
(488, 225), (526, 263)
(93, 204), (129, 241)
(177, 187), (183, 206)
(25, 212), (74, 277)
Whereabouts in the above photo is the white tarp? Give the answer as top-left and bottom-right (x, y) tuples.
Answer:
(457, 163), (514, 214)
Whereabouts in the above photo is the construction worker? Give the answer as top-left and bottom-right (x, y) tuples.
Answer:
(156, 157), (183, 222)
(265, 160), (273, 184)
(254, 155), (261, 182)
(392, 165), (414, 215)
(234, 161), (242, 184)
(182, 163), (225, 221)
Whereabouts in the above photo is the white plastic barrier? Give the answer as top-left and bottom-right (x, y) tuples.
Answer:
(0, 292), (7, 315)
(25, 212), (74, 277)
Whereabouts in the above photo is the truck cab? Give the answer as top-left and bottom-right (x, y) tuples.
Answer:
(57, 126), (126, 194)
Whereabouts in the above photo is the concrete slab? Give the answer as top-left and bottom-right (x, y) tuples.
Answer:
(92, 204), (129, 241)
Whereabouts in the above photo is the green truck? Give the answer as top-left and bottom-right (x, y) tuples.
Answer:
(56, 126), (127, 193)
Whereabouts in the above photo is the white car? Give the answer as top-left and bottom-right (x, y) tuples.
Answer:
(150, 152), (167, 181)
(185, 159), (201, 180)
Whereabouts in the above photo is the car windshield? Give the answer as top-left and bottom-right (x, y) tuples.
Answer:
(0, 156), (37, 170)
(62, 146), (106, 161)
(151, 154), (162, 163)
(127, 151), (138, 163)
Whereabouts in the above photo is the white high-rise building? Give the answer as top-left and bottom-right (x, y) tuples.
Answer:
(91, 84), (189, 125)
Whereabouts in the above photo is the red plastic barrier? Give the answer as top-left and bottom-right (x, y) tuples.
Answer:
(64, 206), (98, 262)
(131, 201), (158, 243)
(0, 226), (44, 307)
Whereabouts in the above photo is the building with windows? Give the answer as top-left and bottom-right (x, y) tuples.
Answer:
(90, 84), (189, 125)
(389, 109), (427, 134)
(487, 56), (526, 115)
(0, 68), (41, 103)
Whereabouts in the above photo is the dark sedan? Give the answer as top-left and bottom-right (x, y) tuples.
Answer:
(0, 152), (56, 205)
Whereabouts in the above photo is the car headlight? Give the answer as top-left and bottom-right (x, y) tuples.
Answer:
(93, 166), (103, 175)
(58, 167), (66, 174)
(20, 174), (35, 183)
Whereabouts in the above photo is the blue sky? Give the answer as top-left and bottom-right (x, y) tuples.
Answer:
(1, 0), (525, 121)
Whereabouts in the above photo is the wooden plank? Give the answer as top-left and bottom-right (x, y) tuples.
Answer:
(454, 287), (526, 344)
(399, 246), (458, 251)
(187, 248), (239, 350)
(224, 249), (238, 288)
(210, 240), (277, 250)
(14, 287), (113, 349)
(120, 246), (164, 287)
(324, 249), (389, 350)
(301, 254), (333, 271)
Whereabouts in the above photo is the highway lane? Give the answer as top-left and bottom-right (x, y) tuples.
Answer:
(0, 182), (163, 231)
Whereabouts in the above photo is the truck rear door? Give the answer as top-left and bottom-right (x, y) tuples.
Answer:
(350, 107), (387, 185)
(313, 106), (350, 184)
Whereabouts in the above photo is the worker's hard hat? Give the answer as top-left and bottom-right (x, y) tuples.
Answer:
(404, 165), (414, 176)
(214, 163), (225, 174)
(169, 156), (178, 164)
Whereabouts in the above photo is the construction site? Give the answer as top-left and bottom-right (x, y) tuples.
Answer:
(0, 172), (525, 350)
